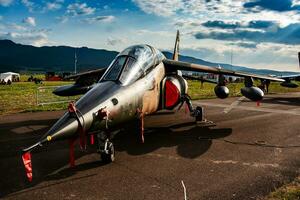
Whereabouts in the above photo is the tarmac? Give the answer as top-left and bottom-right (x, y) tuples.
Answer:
(0, 93), (300, 200)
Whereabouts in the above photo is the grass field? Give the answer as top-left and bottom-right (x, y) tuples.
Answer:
(1, 79), (300, 115)
(266, 176), (300, 200)
(0, 81), (77, 115)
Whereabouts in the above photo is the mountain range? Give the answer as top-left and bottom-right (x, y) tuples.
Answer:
(0, 39), (298, 76)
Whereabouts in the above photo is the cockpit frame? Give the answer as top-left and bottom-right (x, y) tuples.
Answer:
(99, 45), (165, 86)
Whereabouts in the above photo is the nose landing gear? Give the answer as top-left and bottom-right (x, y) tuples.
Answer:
(97, 134), (115, 163)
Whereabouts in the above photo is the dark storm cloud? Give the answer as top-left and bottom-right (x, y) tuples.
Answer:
(195, 23), (300, 45)
(233, 42), (257, 49)
(244, 0), (300, 12)
(248, 20), (275, 29)
(202, 21), (241, 29)
(202, 20), (277, 29)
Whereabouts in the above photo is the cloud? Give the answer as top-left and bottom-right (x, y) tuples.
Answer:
(292, 0), (300, 7)
(202, 20), (277, 29)
(106, 37), (125, 46)
(232, 42), (258, 48)
(174, 19), (201, 28)
(67, 3), (96, 16)
(21, 0), (35, 12)
(134, 0), (300, 27)
(9, 23), (27, 31)
(132, 0), (183, 17)
(83, 15), (115, 24)
(194, 23), (300, 45)
(0, 0), (13, 6)
(46, 1), (62, 11)
(22, 17), (36, 26)
(202, 21), (242, 29)
(56, 15), (68, 23)
(248, 20), (276, 29)
(244, 0), (300, 12)
(0, 31), (49, 46)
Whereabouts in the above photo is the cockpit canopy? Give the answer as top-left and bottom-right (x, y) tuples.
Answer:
(100, 45), (165, 86)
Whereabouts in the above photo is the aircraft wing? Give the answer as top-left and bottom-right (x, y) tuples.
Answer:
(182, 75), (218, 84)
(53, 68), (107, 96)
(277, 52), (300, 80)
(279, 74), (300, 80)
(163, 59), (285, 82)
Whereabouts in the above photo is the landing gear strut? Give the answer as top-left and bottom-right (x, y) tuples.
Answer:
(97, 133), (115, 163)
(179, 94), (204, 122)
(179, 94), (215, 127)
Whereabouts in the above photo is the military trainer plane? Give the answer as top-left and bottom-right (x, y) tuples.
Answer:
(22, 31), (286, 181)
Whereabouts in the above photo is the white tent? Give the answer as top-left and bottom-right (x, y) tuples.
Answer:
(0, 72), (20, 83)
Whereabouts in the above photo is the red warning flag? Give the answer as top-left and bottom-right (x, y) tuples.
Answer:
(22, 152), (33, 182)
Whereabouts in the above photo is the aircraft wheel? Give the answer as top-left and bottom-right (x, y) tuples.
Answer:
(100, 141), (115, 163)
(195, 106), (203, 122)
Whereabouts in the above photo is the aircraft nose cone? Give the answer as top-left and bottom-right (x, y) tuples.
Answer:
(23, 112), (80, 152)
(41, 113), (80, 143)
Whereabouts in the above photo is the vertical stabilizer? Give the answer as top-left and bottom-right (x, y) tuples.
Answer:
(173, 30), (180, 61)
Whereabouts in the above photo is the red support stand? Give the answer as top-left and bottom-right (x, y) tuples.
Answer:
(256, 101), (261, 107)
(90, 134), (94, 145)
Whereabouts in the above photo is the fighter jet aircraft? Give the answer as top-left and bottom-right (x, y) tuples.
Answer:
(21, 31), (285, 181)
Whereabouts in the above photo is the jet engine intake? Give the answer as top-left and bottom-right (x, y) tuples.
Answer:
(163, 75), (188, 109)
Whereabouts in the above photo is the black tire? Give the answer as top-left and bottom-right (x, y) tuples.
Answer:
(195, 106), (203, 122)
(100, 142), (115, 163)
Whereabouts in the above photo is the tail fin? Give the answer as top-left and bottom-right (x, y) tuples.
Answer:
(173, 30), (180, 61)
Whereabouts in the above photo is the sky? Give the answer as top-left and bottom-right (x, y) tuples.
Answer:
(1, 0), (300, 71)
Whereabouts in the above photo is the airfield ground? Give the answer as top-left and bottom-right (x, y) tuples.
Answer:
(0, 93), (299, 199)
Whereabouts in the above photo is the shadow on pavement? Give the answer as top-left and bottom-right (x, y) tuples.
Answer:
(262, 96), (300, 107)
(116, 122), (232, 159)
(0, 116), (232, 198)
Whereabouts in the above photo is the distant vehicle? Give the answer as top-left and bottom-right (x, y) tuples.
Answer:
(45, 72), (63, 81)
(45, 72), (71, 81)
(27, 76), (43, 84)
(0, 72), (20, 85)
